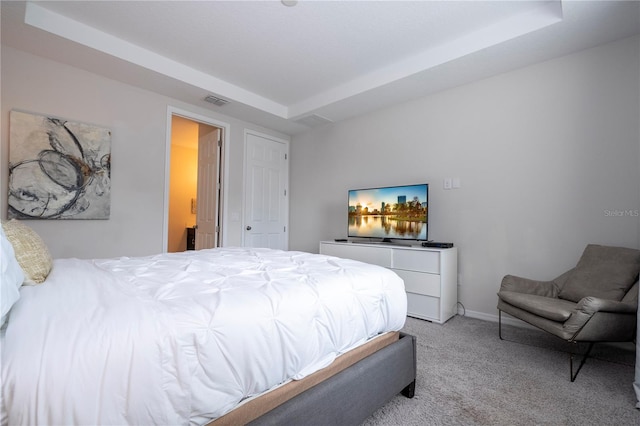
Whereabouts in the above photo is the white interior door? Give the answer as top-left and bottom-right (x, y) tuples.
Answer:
(244, 132), (288, 249)
(196, 127), (220, 249)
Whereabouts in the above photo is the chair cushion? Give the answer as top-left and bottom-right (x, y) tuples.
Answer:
(558, 244), (640, 303)
(498, 291), (576, 322)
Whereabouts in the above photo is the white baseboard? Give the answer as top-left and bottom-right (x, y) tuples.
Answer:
(458, 308), (537, 330)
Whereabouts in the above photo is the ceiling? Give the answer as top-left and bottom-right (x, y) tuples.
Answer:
(1, 1), (639, 135)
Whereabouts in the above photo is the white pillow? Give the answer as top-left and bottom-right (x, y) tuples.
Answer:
(1, 225), (24, 327)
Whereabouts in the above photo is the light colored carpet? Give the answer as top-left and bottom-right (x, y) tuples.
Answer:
(363, 315), (639, 425)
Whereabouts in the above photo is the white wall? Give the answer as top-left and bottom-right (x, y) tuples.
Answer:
(0, 46), (290, 258)
(289, 35), (640, 321)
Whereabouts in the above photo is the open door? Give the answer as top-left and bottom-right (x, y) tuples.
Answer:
(195, 127), (221, 249)
(167, 114), (223, 252)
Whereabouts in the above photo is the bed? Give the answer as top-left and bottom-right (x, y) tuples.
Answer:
(1, 221), (416, 425)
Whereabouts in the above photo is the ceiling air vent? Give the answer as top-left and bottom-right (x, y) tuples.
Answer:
(293, 114), (333, 128)
(204, 95), (230, 106)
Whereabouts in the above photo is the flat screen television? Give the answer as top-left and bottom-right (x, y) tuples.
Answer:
(348, 183), (428, 242)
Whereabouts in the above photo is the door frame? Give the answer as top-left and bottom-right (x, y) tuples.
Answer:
(163, 106), (230, 252)
(242, 129), (290, 249)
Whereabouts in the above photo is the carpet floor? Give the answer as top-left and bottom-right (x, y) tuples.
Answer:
(362, 315), (639, 426)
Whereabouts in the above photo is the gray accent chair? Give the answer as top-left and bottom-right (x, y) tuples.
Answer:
(497, 244), (640, 381)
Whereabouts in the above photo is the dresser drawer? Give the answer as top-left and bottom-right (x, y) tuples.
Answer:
(393, 269), (441, 297)
(407, 292), (440, 321)
(392, 249), (440, 273)
(320, 243), (392, 268)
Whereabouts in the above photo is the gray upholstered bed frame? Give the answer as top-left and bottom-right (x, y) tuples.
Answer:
(249, 332), (417, 425)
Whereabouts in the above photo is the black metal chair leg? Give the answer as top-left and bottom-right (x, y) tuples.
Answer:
(570, 341), (595, 382)
(401, 380), (416, 398)
(498, 311), (596, 382)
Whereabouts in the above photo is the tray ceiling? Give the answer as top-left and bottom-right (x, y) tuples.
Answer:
(1, 1), (639, 134)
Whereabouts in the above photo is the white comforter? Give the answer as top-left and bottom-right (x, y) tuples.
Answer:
(1, 247), (406, 425)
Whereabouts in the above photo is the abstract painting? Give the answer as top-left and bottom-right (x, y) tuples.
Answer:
(8, 110), (111, 219)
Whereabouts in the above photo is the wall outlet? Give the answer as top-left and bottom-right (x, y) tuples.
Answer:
(443, 178), (452, 190)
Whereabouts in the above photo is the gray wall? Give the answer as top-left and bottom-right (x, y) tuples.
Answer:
(289, 35), (640, 321)
(1, 46), (290, 258)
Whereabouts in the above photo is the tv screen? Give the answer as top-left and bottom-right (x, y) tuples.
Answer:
(348, 183), (428, 241)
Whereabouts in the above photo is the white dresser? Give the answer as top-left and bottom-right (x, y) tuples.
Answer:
(319, 241), (458, 324)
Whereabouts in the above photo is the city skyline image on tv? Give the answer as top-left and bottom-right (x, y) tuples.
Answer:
(348, 184), (428, 240)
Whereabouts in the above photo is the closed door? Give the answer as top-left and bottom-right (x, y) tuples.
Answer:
(243, 131), (288, 249)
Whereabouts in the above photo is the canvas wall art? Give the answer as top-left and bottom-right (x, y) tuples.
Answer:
(8, 110), (111, 219)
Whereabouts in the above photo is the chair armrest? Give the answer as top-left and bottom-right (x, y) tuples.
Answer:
(564, 296), (638, 341)
(576, 297), (638, 315)
(500, 275), (559, 298)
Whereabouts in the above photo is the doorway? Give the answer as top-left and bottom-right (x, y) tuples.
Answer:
(167, 113), (224, 252)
